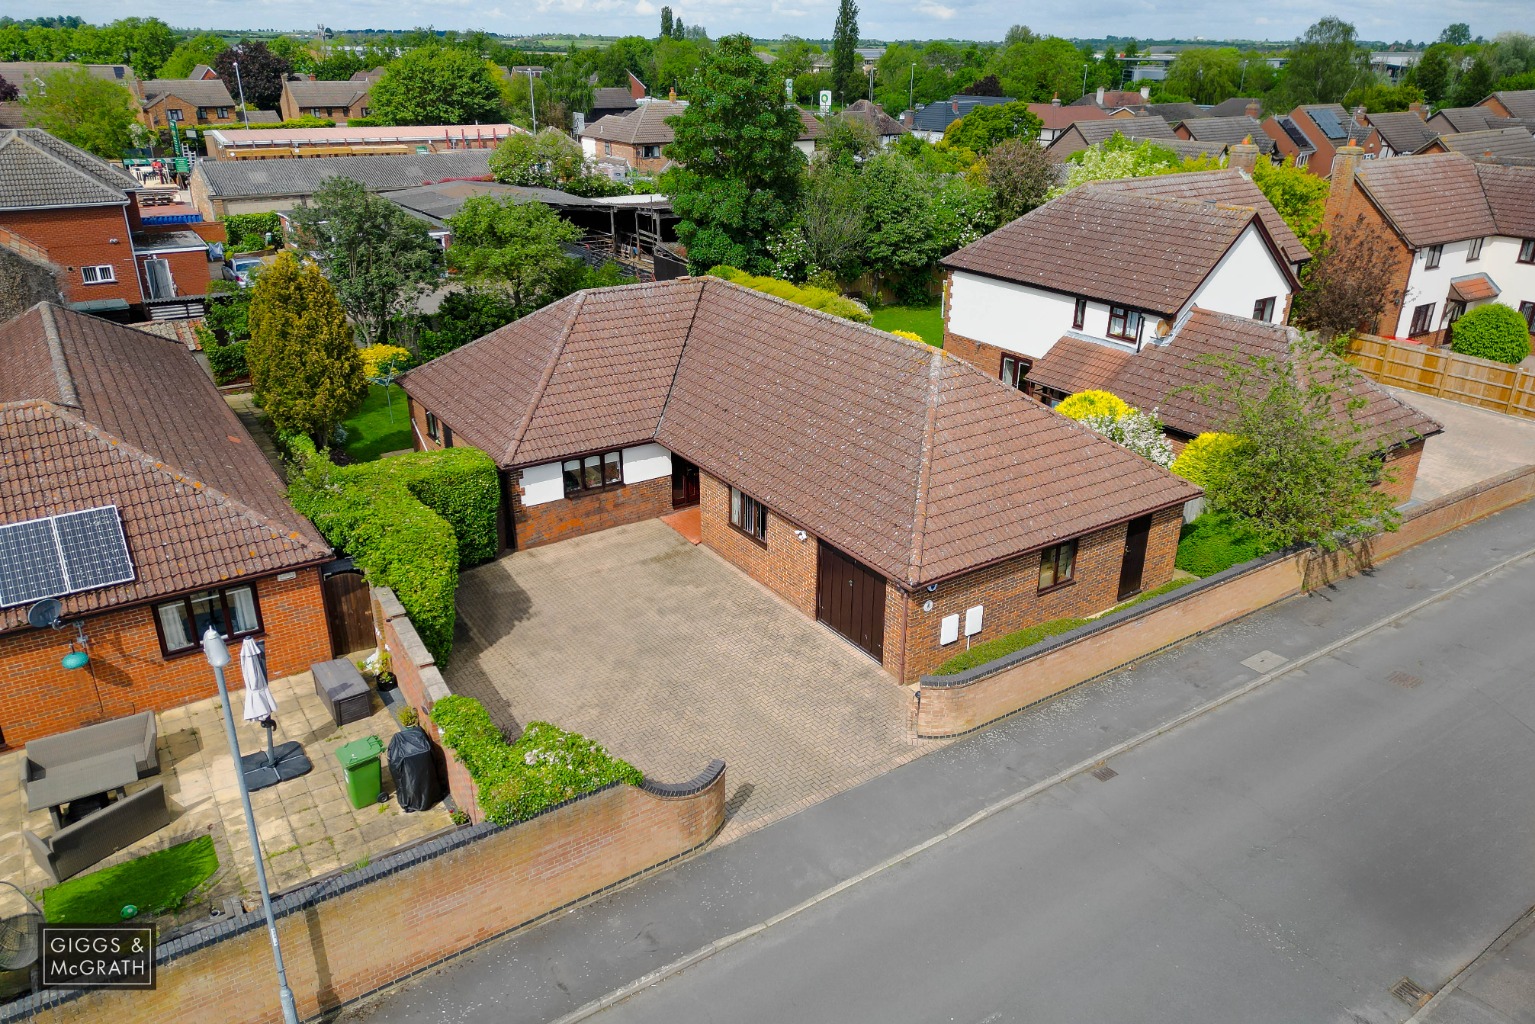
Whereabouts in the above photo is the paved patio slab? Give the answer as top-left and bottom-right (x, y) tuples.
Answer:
(1387, 386), (1535, 502)
(449, 520), (930, 843)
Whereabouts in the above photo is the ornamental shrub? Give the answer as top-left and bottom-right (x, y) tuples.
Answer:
(1175, 512), (1275, 577)
(286, 437), (498, 665)
(358, 343), (412, 380)
(223, 212), (282, 253)
(1055, 389), (1130, 422)
(206, 339), (248, 385)
(1170, 432), (1246, 488)
(1450, 303), (1532, 365)
(707, 266), (873, 323)
(429, 696), (643, 825)
(1078, 408), (1175, 468)
(887, 329), (925, 343)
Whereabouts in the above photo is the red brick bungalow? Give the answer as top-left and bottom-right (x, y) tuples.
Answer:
(0, 304), (334, 746)
(399, 278), (1198, 683)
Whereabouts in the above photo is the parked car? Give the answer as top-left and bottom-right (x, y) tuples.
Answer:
(222, 256), (265, 288)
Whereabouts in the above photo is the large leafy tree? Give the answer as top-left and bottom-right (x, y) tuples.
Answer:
(1451, 57), (1497, 107)
(286, 177), (441, 347)
(860, 151), (938, 294)
(445, 197), (581, 312)
(1190, 335), (1403, 551)
(662, 34), (805, 273)
(370, 47), (503, 126)
(159, 33), (230, 79)
(247, 253), (367, 445)
(1275, 17), (1370, 107)
(1163, 48), (1241, 105)
(831, 0), (860, 103)
(214, 41), (291, 110)
(939, 100), (1042, 152)
(21, 68), (138, 159)
(489, 129), (587, 187)
(0, 73), (16, 102)
(1291, 212), (1401, 340)
(1404, 45), (1453, 103)
(797, 159), (866, 281)
(984, 137), (1056, 222)
(1250, 157), (1330, 252)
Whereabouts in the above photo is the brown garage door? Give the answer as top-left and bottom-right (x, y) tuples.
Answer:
(816, 541), (886, 663)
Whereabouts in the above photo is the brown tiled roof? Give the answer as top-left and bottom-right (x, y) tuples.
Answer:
(0, 128), (138, 210)
(1353, 154), (1498, 246)
(795, 108), (825, 141)
(580, 101), (686, 145)
(1026, 102), (1111, 132)
(1448, 274), (1499, 302)
(1431, 107), (1496, 134)
(1146, 102), (1204, 124)
(840, 99), (908, 137)
(1207, 98), (1263, 118)
(1368, 111), (1435, 154)
(1055, 116), (1177, 150)
(942, 188), (1274, 316)
(401, 278), (1198, 586)
(1180, 115), (1276, 154)
(282, 79), (369, 108)
(0, 305), (331, 631)
(1476, 163), (1535, 237)
(1031, 308), (1442, 452)
(1094, 169), (1310, 266)
(141, 78), (236, 107)
(1488, 90), (1535, 120)
(1428, 127), (1535, 165)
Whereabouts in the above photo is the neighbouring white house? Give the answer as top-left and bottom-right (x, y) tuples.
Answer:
(939, 173), (1301, 390)
(1327, 151), (1535, 343)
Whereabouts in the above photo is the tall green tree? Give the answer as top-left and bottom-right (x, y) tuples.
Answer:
(159, 33), (230, 79)
(660, 7), (674, 40)
(1405, 45), (1453, 103)
(247, 253), (367, 445)
(939, 100), (1043, 152)
(214, 41), (291, 110)
(985, 137), (1056, 222)
(445, 197), (581, 312)
(371, 46), (503, 126)
(1250, 157), (1331, 252)
(1438, 23), (1472, 46)
(1163, 48), (1241, 105)
(1451, 57), (1496, 106)
(20, 68), (138, 159)
(287, 177), (441, 347)
(1341, 81), (1424, 113)
(1189, 335), (1403, 550)
(831, 0), (860, 103)
(662, 34), (805, 273)
(1275, 17), (1370, 107)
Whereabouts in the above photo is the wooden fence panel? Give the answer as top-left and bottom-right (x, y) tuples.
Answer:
(1349, 336), (1535, 421)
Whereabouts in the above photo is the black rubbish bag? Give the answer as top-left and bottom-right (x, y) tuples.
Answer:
(387, 726), (441, 812)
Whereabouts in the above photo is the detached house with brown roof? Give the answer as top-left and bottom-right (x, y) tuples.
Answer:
(278, 78), (372, 124)
(579, 100), (686, 174)
(1260, 104), (1380, 176)
(139, 79), (239, 128)
(399, 278), (1198, 683)
(1325, 149), (1535, 342)
(0, 305), (335, 745)
(940, 169), (1303, 388)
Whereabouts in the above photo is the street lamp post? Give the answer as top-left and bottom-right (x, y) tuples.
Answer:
(233, 61), (250, 129)
(202, 627), (299, 1024)
(909, 63), (916, 112)
(527, 68), (537, 133)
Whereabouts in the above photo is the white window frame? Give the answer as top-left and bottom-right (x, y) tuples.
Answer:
(81, 264), (116, 284)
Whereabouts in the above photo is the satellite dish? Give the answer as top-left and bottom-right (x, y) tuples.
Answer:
(26, 599), (62, 630)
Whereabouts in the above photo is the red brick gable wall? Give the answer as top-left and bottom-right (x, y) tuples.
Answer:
(0, 568), (329, 746)
(0, 206), (142, 306)
(697, 471), (819, 620)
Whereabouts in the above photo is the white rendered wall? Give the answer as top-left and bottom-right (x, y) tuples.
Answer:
(580, 136), (599, 159)
(1391, 235), (1517, 338)
(521, 462), (564, 507)
(1183, 223), (1294, 323)
(622, 443), (671, 483)
(1474, 235), (1535, 322)
(947, 271), (1083, 359)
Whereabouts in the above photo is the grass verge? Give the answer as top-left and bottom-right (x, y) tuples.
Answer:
(342, 384), (413, 462)
(43, 835), (219, 924)
(870, 304), (944, 347)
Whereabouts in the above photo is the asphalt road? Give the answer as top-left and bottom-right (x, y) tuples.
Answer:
(340, 500), (1535, 1024)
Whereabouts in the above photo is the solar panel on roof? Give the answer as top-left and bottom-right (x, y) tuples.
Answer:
(0, 506), (134, 608)
(1310, 108), (1346, 140)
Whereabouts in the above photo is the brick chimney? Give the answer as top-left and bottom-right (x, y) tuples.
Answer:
(1228, 136), (1261, 174)
(1245, 100), (1261, 119)
(1408, 101), (1426, 120)
(1051, 92), (1060, 107)
(1326, 145), (1365, 220)
(1353, 104), (1368, 126)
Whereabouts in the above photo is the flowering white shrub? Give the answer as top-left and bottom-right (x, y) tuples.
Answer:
(1077, 408), (1174, 468)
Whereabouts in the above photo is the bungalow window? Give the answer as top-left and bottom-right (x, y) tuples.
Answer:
(1037, 540), (1077, 592)
(81, 265), (115, 284)
(1424, 244), (1442, 270)
(729, 487), (768, 543)
(1521, 239), (1535, 264)
(1409, 303), (1436, 336)
(562, 451), (623, 497)
(1467, 236), (1484, 261)
(604, 141), (613, 156)
(424, 411), (440, 441)
(1072, 297), (1087, 330)
(1520, 301), (1535, 332)
(1107, 306), (1142, 343)
(1000, 355), (1032, 392)
(1252, 296), (1276, 323)
(167, 108), (183, 122)
(154, 584), (262, 656)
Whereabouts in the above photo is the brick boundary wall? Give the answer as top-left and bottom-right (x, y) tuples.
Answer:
(913, 464), (1535, 737)
(8, 757), (726, 1024)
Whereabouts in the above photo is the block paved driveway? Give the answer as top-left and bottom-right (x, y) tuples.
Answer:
(447, 520), (929, 843)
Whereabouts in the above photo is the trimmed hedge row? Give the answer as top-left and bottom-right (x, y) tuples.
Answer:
(707, 265), (873, 323)
(1175, 513), (1276, 577)
(285, 437), (498, 665)
(429, 695), (643, 826)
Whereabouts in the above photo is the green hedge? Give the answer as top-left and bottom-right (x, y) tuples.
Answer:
(429, 696), (642, 825)
(932, 577), (1196, 675)
(707, 266), (873, 323)
(223, 213), (282, 253)
(285, 437), (498, 664)
(1175, 513), (1275, 577)
(206, 339), (248, 385)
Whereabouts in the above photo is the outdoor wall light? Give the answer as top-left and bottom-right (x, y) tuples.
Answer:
(794, 529), (808, 541)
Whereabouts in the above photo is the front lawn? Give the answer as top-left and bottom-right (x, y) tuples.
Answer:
(43, 835), (219, 923)
(870, 304), (944, 347)
(342, 384), (413, 462)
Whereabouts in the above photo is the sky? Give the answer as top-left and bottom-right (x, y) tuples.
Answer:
(10, 0), (1532, 45)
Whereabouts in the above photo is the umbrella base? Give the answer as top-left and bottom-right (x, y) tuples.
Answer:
(242, 742), (312, 791)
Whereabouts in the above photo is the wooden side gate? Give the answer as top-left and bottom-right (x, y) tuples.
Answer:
(322, 560), (375, 658)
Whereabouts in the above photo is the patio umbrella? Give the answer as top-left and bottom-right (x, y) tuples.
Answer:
(236, 636), (312, 790)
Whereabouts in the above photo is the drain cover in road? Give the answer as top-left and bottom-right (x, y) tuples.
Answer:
(1241, 650), (1289, 673)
